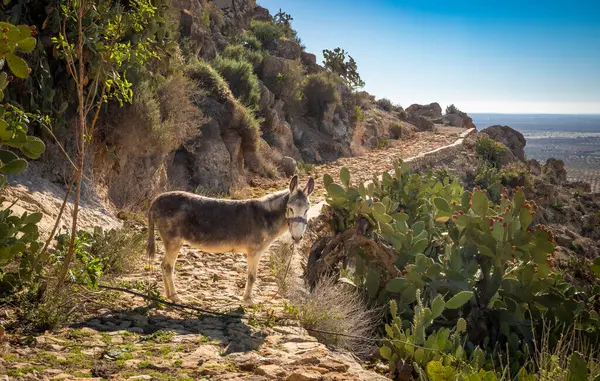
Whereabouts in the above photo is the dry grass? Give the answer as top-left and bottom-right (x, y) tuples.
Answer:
(270, 236), (379, 357)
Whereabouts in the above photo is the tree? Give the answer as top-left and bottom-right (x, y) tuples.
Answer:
(51, 0), (162, 289)
(322, 47), (365, 89)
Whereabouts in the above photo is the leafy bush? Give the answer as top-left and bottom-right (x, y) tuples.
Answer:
(240, 32), (263, 51)
(302, 72), (341, 121)
(250, 20), (283, 50)
(389, 122), (406, 139)
(222, 44), (265, 69)
(314, 161), (600, 377)
(354, 105), (365, 122)
(377, 98), (394, 112)
(213, 56), (261, 109)
(185, 59), (232, 102)
(51, 225), (145, 288)
(322, 47), (365, 89)
(498, 162), (533, 191)
(0, 206), (43, 296)
(263, 59), (303, 112)
(273, 8), (295, 38)
(446, 104), (459, 114)
(475, 136), (506, 169)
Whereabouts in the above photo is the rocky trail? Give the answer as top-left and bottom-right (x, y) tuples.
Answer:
(0, 129), (468, 381)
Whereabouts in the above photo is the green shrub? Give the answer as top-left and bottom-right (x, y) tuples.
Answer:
(250, 20), (283, 50)
(240, 32), (263, 51)
(377, 98), (393, 112)
(475, 135), (506, 168)
(474, 164), (502, 202)
(184, 60), (231, 102)
(222, 44), (265, 69)
(213, 56), (261, 108)
(322, 47), (365, 89)
(389, 122), (406, 139)
(498, 162), (533, 191)
(184, 60), (260, 151)
(446, 103), (459, 114)
(263, 59), (303, 112)
(302, 72), (341, 121)
(353, 105), (365, 122)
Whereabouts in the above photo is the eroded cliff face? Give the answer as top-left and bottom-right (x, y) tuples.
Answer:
(14, 0), (477, 213)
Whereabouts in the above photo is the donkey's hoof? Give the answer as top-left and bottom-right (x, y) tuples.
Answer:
(168, 293), (182, 303)
(242, 295), (254, 306)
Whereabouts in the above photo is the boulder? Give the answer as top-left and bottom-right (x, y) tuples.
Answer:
(406, 103), (442, 119)
(276, 39), (302, 60)
(280, 156), (297, 177)
(250, 5), (272, 22)
(528, 159), (542, 176)
(480, 125), (526, 161)
(301, 52), (324, 74)
(542, 158), (568, 184)
(442, 111), (476, 129)
(262, 55), (286, 78)
(406, 114), (434, 132)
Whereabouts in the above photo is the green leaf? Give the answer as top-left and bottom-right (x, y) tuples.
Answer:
(373, 209), (392, 224)
(16, 36), (36, 53)
(339, 167), (350, 187)
(0, 72), (7, 90)
(23, 212), (42, 225)
(20, 136), (45, 159)
(0, 149), (18, 164)
(433, 197), (451, 213)
(411, 239), (428, 254)
(0, 158), (27, 174)
(380, 345), (392, 360)
(431, 294), (445, 319)
(326, 183), (345, 198)
(0, 118), (12, 141)
(520, 206), (532, 231)
(592, 257), (600, 279)
(5, 52), (29, 78)
(471, 190), (488, 216)
(445, 291), (473, 309)
(567, 352), (588, 381)
(386, 277), (405, 293)
(456, 317), (467, 334)
(323, 174), (333, 189)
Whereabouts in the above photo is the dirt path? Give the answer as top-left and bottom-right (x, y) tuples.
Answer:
(246, 131), (456, 201)
(0, 129), (467, 381)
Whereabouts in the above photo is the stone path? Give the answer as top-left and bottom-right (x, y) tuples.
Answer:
(0, 129), (470, 381)
(245, 131), (456, 201)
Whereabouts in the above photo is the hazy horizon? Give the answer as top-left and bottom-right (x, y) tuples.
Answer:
(258, 0), (600, 115)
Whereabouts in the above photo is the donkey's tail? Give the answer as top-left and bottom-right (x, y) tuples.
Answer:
(147, 208), (156, 262)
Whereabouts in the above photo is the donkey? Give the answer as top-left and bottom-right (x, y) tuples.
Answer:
(146, 175), (315, 304)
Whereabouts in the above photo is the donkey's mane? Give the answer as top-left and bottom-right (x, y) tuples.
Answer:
(259, 189), (290, 213)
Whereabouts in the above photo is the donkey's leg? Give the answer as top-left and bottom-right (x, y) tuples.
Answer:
(162, 238), (183, 303)
(243, 250), (264, 304)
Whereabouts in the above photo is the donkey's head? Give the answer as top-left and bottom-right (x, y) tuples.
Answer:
(285, 175), (315, 242)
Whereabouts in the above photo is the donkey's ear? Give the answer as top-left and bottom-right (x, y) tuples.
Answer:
(304, 177), (315, 196)
(289, 175), (299, 193)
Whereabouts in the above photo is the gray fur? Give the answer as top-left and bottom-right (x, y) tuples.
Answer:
(146, 175), (314, 303)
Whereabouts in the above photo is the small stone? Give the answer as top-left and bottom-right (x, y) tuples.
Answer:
(286, 371), (323, 381)
(127, 376), (152, 380)
(118, 321), (132, 329)
(256, 364), (287, 379)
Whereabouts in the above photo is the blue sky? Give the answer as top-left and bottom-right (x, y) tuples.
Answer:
(258, 0), (600, 114)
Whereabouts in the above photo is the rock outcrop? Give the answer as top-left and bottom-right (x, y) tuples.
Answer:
(441, 110), (476, 129)
(480, 125), (527, 161)
(406, 102), (442, 118)
(542, 158), (568, 184)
